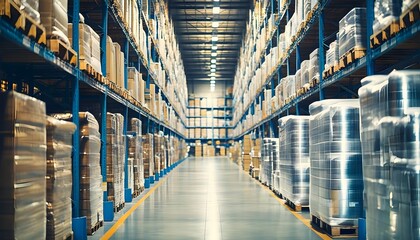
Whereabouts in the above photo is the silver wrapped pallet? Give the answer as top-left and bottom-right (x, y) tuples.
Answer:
(129, 118), (144, 194)
(309, 99), (363, 227)
(278, 116), (310, 207)
(0, 91), (46, 239)
(78, 112), (103, 232)
(46, 116), (76, 239)
(261, 138), (278, 188)
(338, 8), (366, 58)
(359, 70), (420, 240)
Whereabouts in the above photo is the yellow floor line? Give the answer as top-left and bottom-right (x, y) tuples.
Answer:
(260, 182), (331, 240)
(100, 175), (168, 240)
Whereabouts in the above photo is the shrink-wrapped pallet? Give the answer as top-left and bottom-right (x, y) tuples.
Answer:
(301, 60), (310, 88)
(338, 8), (367, 58)
(78, 112), (103, 232)
(128, 67), (140, 101)
(278, 116), (310, 206)
(373, 0), (401, 33)
(261, 138), (278, 187)
(129, 118), (144, 193)
(46, 116), (76, 239)
(325, 40), (339, 71)
(14, 0), (40, 23)
(309, 99), (363, 226)
(143, 133), (154, 178)
(359, 70), (420, 240)
(154, 134), (162, 173)
(309, 48), (319, 83)
(68, 23), (91, 63)
(0, 91), (46, 239)
(39, 0), (69, 45)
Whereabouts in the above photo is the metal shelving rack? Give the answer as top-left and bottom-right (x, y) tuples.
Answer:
(186, 96), (233, 151)
(0, 0), (189, 237)
(231, 0), (420, 141)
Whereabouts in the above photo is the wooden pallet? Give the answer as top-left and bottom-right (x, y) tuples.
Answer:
(64, 232), (74, 240)
(0, 0), (46, 45)
(323, 66), (334, 79)
(297, 85), (310, 96)
(400, 1), (420, 30)
(311, 215), (358, 238)
(87, 220), (103, 235)
(310, 77), (319, 88)
(284, 198), (309, 212)
(370, 21), (400, 49)
(80, 60), (106, 83)
(338, 48), (366, 70)
(114, 202), (125, 213)
(132, 190), (140, 199)
(47, 39), (77, 66)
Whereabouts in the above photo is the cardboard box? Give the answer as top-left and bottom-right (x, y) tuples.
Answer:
(106, 36), (116, 84)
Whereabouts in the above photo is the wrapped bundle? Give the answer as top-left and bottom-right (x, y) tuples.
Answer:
(14, 0), (40, 23)
(309, 99), (363, 226)
(68, 23), (91, 63)
(114, 114), (125, 208)
(154, 134), (162, 174)
(106, 113), (118, 204)
(359, 70), (420, 240)
(46, 116), (76, 239)
(0, 91), (46, 239)
(39, 0), (69, 45)
(128, 67), (140, 101)
(261, 138), (279, 187)
(325, 40), (339, 71)
(143, 133), (154, 178)
(338, 8), (367, 58)
(309, 48), (319, 83)
(295, 69), (302, 92)
(301, 60), (310, 88)
(373, 0), (401, 33)
(78, 112), (103, 233)
(278, 116), (310, 207)
(129, 118), (144, 193)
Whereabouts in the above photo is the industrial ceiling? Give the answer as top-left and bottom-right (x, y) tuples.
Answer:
(168, 0), (251, 88)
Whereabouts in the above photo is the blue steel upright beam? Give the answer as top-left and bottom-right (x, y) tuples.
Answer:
(71, 0), (80, 219)
(295, 44), (301, 115)
(100, 0), (108, 199)
(71, 0), (86, 238)
(318, 10), (325, 100)
(124, 39), (129, 89)
(366, 0), (374, 76)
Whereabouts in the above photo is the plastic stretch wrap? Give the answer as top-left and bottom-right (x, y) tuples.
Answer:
(309, 48), (319, 83)
(0, 91), (46, 239)
(39, 0), (69, 45)
(301, 60), (310, 87)
(129, 118), (144, 192)
(13, 0), (40, 23)
(279, 116), (310, 206)
(46, 116), (76, 239)
(309, 99), (363, 226)
(359, 70), (420, 240)
(143, 133), (154, 178)
(261, 138), (279, 188)
(373, 0), (401, 33)
(77, 112), (103, 230)
(338, 8), (366, 58)
(295, 69), (302, 92)
(154, 134), (162, 173)
(68, 23), (91, 63)
(325, 40), (339, 70)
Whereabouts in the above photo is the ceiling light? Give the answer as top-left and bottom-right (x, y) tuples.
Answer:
(211, 64), (216, 68)
(212, 21), (219, 28)
(214, 0), (220, 2)
(210, 76), (216, 80)
(211, 52), (217, 57)
(210, 87), (215, 92)
(210, 80), (216, 84)
(211, 69), (216, 73)
(209, 73), (216, 76)
(212, 36), (218, 41)
(213, 7), (220, 14)
(211, 45), (218, 50)
(211, 59), (216, 64)
(210, 83), (216, 87)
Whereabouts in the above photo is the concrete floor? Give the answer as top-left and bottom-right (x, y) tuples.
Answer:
(92, 157), (323, 240)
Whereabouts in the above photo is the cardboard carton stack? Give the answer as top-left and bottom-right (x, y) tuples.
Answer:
(251, 138), (262, 178)
(195, 140), (202, 157)
(242, 135), (252, 172)
(142, 134), (154, 179)
(153, 134), (162, 174)
(129, 118), (144, 194)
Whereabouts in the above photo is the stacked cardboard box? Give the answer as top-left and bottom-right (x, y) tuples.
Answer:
(46, 116), (76, 239)
(220, 147), (226, 156)
(242, 135), (252, 172)
(195, 140), (202, 157)
(142, 134), (154, 178)
(0, 92), (47, 239)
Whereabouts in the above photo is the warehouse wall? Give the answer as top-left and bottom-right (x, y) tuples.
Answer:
(187, 82), (232, 98)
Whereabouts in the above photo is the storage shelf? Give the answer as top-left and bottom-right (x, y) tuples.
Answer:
(233, 15), (420, 139)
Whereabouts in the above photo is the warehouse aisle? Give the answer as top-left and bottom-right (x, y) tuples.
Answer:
(97, 157), (322, 240)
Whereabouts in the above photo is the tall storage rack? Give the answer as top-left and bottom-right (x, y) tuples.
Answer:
(232, 0), (420, 141)
(0, 0), (188, 238)
(187, 96), (233, 155)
